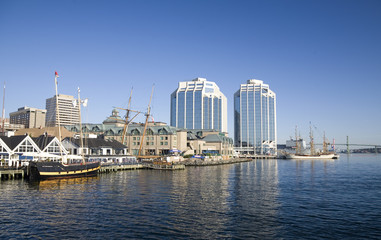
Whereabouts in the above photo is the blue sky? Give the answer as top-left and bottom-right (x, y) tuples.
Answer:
(0, 0), (380, 146)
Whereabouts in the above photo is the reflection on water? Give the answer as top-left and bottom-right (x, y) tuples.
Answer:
(1, 155), (381, 239)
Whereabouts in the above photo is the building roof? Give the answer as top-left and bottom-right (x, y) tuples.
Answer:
(32, 135), (56, 150)
(203, 134), (234, 144)
(64, 137), (127, 149)
(0, 135), (29, 149)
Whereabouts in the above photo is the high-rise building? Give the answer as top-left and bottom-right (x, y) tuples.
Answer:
(9, 106), (46, 128)
(234, 79), (277, 155)
(45, 94), (80, 127)
(171, 78), (227, 132)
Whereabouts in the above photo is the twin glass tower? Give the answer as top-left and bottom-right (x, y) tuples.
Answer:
(171, 78), (277, 155)
(170, 78), (228, 132)
(234, 80), (277, 154)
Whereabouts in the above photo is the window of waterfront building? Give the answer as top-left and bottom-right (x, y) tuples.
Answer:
(186, 91), (194, 129)
(194, 91), (202, 129)
(241, 91), (248, 146)
(213, 97), (219, 131)
(203, 96), (209, 129)
(47, 141), (60, 153)
(205, 88), (214, 93)
(137, 137), (140, 140)
(146, 129), (154, 135)
(165, 142), (168, 145)
(158, 128), (168, 135)
(171, 92), (177, 126)
(208, 97), (213, 128)
(248, 91), (255, 146)
(16, 140), (37, 152)
(177, 92), (185, 128)
(160, 142), (163, 145)
(131, 129), (140, 135)
(133, 137), (136, 140)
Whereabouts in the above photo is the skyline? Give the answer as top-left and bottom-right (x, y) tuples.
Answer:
(1, 0), (380, 145)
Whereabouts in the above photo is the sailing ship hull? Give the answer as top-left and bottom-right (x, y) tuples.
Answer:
(30, 161), (100, 180)
(285, 153), (339, 160)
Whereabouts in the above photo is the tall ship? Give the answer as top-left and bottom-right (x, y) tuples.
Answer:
(30, 71), (100, 180)
(285, 125), (339, 160)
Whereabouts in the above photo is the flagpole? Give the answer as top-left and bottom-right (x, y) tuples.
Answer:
(1, 82), (5, 136)
(77, 87), (85, 163)
(54, 72), (63, 157)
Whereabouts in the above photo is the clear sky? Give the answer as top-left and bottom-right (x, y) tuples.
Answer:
(1, 0), (380, 146)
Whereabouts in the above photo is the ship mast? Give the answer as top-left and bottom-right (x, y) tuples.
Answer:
(114, 88), (142, 155)
(323, 131), (327, 154)
(77, 87), (85, 163)
(1, 82), (5, 136)
(295, 125), (300, 155)
(138, 85), (154, 158)
(122, 88), (133, 145)
(309, 123), (315, 156)
(54, 72), (63, 158)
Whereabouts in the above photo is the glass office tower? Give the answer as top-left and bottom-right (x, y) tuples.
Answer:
(171, 78), (227, 132)
(234, 79), (277, 154)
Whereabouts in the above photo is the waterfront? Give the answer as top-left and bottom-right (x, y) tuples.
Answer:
(1, 154), (380, 239)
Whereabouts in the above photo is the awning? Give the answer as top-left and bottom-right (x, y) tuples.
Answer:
(169, 149), (182, 153)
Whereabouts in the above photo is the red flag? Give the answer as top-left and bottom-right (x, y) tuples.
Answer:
(55, 71), (59, 78)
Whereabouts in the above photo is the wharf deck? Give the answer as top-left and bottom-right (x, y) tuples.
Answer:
(144, 163), (185, 170)
(99, 164), (144, 173)
(0, 169), (25, 180)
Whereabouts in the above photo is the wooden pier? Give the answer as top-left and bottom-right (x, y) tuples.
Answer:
(144, 163), (185, 170)
(99, 164), (144, 173)
(0, 169), (25, 180)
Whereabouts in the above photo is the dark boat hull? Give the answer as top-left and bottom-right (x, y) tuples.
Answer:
(30, 161), (100, 180)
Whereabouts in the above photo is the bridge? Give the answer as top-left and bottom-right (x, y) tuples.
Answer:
(315, 143), (381, 153)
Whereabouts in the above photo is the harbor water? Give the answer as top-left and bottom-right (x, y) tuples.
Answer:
(1, 154), (380, 239)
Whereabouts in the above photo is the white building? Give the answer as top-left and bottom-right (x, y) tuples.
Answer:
(0, 135), (66, 167)
(45, 94), (80, 127)
(170, 78), (227, 133)
(234, 79), (277, 155)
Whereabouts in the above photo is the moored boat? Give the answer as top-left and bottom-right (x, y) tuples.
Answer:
(284, 124), (339, 160)
(30, 161), (100, 180)
(30, 71), (100, 180)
